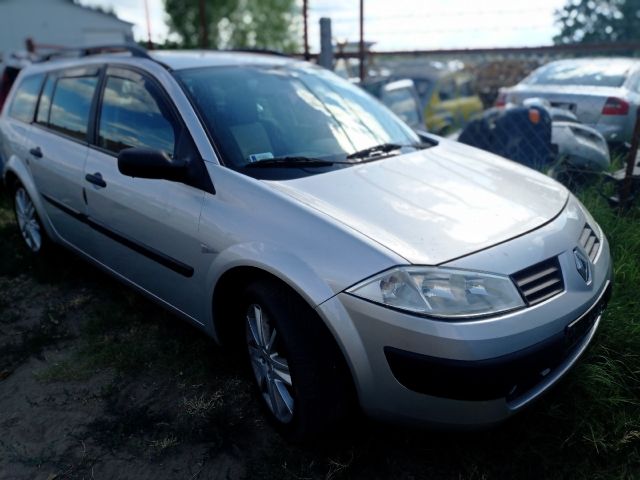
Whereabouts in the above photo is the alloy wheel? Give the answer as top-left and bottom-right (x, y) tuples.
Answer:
(14, 187), (42, 253)
(245, 303), (294, 424)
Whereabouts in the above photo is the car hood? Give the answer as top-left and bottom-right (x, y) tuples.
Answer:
(267, 139), (568, 265)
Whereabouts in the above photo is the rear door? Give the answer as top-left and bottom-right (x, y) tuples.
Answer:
(27, 67), (100, 251)
(83, 66), (208, 322)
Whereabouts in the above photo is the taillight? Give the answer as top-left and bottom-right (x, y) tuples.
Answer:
(602, 97), (629, 115)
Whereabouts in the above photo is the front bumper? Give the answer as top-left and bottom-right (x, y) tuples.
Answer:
(384, 282), (610, 404)
(316, 197), (612, 427)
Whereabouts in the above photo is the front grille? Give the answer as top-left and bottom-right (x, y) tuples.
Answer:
(579, 223), (600, 262)
(512, 257), (564, 306)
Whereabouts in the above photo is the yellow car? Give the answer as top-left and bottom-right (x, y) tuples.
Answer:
(407, 70), (484, 135)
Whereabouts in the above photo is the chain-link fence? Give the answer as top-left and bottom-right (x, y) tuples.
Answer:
(339, 44), (640, 208)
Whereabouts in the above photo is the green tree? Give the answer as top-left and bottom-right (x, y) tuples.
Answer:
(554, 0), (640, 44)
(164, 0), (300, 52)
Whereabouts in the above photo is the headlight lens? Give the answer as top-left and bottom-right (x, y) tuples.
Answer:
(347, 267), (525, 318)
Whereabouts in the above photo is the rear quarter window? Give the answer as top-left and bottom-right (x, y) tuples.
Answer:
(8, 73), (44, 123)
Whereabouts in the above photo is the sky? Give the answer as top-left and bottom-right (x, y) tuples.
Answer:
(78, 0), (568, 51)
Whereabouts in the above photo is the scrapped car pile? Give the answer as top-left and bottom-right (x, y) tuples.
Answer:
(365, 56), (640, 206)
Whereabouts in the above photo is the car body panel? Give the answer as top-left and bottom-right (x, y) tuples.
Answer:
(318, 195), (611, 425)
(83, 147), (208, 323)
(28, 125), (94, 251)
(0, 115), (33, 175)
(508, 85), (623, 124)
(269, 139), (568, 265)
(199, 163), (406, 336)
(0, 51), (613, 429)
(424, 73), (483, 134)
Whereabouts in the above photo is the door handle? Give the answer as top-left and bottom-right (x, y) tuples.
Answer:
(29, 147), (43, 158)
(85, 172), (107, 188)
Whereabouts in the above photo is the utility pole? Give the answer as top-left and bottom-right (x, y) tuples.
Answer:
(199, 0), (209, 49)
(319, 18), (333, 69)
(303, 0), (310, 60)
(359, 0), (365, 82)
(143, 0), (153, 49)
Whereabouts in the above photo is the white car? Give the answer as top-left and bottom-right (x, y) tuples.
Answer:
(501, 57), (640, 147)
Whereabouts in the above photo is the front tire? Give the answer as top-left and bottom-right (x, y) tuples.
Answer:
(241, 280), (354, 442)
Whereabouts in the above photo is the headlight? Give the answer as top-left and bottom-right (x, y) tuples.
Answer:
(347, 267), (525, 318)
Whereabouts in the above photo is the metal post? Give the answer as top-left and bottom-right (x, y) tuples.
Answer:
(620, 108), (640, 210)
(199, 0), (209, 49)
(303, 0), (310, 60)
(359, 0), (365, 82)
(318, 18), (333, 69)
(143, 0), (153, 49)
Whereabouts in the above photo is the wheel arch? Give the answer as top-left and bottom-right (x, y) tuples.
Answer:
(210, 262), (360, 413)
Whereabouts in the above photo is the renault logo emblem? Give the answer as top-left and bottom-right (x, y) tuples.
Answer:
(574, 248), (591, 284)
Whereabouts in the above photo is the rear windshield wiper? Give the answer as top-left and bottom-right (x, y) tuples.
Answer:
(346, 142), (428, 160)
(245, 156), (338, 168)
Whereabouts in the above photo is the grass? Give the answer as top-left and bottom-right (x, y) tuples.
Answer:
(0, 186), (638, 478)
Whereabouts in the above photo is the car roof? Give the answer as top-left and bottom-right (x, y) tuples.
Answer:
(149, 50), (297, 70)
(545, 57), (640, 70)
(16, 49), (302, 77)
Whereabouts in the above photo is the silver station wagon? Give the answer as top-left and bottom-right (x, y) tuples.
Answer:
(0, 46), (612, 441)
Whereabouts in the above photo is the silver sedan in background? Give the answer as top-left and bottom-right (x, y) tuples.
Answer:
(503, 57), (640, 147)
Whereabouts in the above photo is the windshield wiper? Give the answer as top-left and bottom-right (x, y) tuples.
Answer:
(346, 143), (403, 160)
(346, 142), (432, 160)
(245, 156), (337, 168)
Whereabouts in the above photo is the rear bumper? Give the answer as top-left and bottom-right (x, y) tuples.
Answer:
(590, 121), (629, 144)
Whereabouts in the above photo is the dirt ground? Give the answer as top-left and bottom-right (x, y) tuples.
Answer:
(0, 195), (638, 480)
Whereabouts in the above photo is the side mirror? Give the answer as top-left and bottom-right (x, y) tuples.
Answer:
(117, 148), (186, 181)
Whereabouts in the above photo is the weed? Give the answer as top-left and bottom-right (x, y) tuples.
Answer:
(183, 392), (224, 418)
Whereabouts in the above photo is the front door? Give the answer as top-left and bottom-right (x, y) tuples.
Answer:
(83, 67), (207, 322)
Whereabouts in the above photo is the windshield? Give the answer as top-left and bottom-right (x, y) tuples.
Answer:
(524, 61), (630, 88)
(175, 64), (420, 173)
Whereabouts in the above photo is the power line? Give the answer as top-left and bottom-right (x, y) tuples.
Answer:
(308, 24), (555, 35)
(308, 7), (556, 20)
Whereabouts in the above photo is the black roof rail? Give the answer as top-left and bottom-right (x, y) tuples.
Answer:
(81, 44), (152, 59)
(40, 43), (153, 62)
(226, 48), (289, 57)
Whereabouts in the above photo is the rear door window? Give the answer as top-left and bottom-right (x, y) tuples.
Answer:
(8, 73), (44, 123)
(98, 74), (176, 156)
(49, 75), (99, 141)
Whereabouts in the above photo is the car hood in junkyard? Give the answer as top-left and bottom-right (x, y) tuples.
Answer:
(268, 140), (568, 265)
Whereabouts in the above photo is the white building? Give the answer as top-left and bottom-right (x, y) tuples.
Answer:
(0, 0), (134, 59)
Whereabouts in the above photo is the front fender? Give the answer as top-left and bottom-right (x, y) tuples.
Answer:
(3, 155), (57, 241)
(205, 241), (337, 341)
